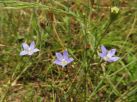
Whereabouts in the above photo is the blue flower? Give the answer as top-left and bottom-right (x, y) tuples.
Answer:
(99, 45), (119, 62)
(54, 50), (74, 67)
(20, 41), (39, 56)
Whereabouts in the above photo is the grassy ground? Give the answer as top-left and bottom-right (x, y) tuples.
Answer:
(0, 0), (137, 102)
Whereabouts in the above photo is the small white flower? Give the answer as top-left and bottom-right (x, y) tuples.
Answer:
(54, 50), (74, 67)
(20, 41), (39, 56)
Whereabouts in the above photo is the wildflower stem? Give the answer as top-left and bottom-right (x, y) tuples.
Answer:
(52, 14), (65, 49)
(11, 63), (32, 86)
(92, 20), (112, 58)
(82, 12), (89, 102)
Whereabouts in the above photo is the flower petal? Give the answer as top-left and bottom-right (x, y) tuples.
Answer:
(55, 52), (63, 61)
(30, 41), (35, 49)
(22, 43), (29, 50)
(99, 53), (106, 58)
(66, 58), (74, 64)
(63, 50), (68, 59)
(27, 51), (34, 56)
(108, 57), (120, 62)
(33, 48), (40, 53)
(20, 51), (28, 56)
(101, 45), (107, 55)
(107, 49), (116, 57)
(53, 60), (62, 66)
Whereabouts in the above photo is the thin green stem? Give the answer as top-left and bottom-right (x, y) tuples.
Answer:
(82, 13), (88, 102)
(91, 20), (112, 58)
(11, 63), (32, 86)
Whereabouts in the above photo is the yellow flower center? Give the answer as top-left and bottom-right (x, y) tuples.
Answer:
(27, 48), (33, 55)
(61, 59), (67, 65)
(103, 53), (112, 61)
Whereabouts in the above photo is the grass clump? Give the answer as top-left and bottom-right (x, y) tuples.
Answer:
(0, 0), (137, 102)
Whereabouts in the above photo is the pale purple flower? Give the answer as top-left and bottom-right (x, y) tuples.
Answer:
(99, 45), (120, 62)
(20, 41), (39, 56)
(54, 50), (74, 67)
